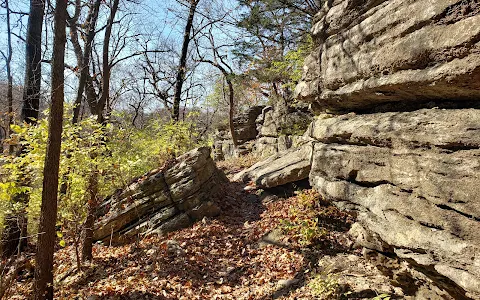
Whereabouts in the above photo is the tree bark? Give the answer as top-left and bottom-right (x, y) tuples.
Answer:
(1, 0), (45, 259)
(172, 0), (199, 121)
(21, 0), (45, 125)
(96, 0), (120, 124)
(33, 0), (67, 297)
(79, 0), (119, 261)
(71, 0), (101, 124)
(5, 0), (14, 154)
(226, 77), (238, 147)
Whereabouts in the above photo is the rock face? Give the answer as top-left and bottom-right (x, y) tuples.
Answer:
(94, 147), (227, 244)
(238, 109), (480, 298)
(213, 106), (264, 161)
(255, 102), (312, 157)
(286, 1), (480, 298)
(213, 102), (312, 160)
(296, 0), (480, 112)
(307, 109), (480, 299)
(234, 105), (265, 143)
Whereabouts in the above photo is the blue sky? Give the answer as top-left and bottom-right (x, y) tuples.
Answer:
(0, 0), (243, 112)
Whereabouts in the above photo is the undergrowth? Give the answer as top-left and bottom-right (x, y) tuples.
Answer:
(280, 189), (327, 246)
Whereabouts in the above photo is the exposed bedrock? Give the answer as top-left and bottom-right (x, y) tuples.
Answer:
(235, 108), (480, 298)
(94, 147), (227, 244)
(295, 0), (480, 112)
(233, 139), (314, 188)
(309, 109), (480, 299)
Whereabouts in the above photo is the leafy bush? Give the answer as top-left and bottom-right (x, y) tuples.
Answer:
(280, 189), (327, 246)
(308, 271), (340, 298)
(268, 35), (313, 90)
(0, 109), (206, 236)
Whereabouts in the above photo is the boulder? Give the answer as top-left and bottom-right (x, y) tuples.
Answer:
(233, 140), (314, 188)
(94, 147), (227, 244)
(234, 106), (265, 143)
(212, 106), (264, 160)
(296, 0), (480, 112)
(308, 109), (480, 299)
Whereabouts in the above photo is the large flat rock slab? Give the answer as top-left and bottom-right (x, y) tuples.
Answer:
(296, 0), (480, 112)
(233, 141), (314, 188)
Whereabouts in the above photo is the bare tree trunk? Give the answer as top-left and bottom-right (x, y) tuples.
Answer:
(81, 169), (98, 262)
(172, 0), (199, 121)
(96, 0), (119, 124)
(199, 59), (238, 146)
(4, 0), (14, 154)
(79, 0), (119, 262)
(33, 0), (66, 297)
(71, 0), (101, 124)
(1, 0), (45, 259)
(226, 78), (238, 147)
(21, 0), (44, 125)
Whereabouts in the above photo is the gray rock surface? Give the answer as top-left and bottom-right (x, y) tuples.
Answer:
(290, 1), (480, 298)
(233, 140), (314, 188)
(234, 108), (480, 297)
(308, 109), (480, 299)
(234, 106), (265, 143)
(94, 147), (227, 244)
(296, 0), (480, 112)
(254, 102), (312, 157)
(213, 106), (264, 161)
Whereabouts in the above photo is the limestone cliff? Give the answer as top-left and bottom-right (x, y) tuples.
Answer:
(240, 1), (480, 298)
(296, 0), (480, 113)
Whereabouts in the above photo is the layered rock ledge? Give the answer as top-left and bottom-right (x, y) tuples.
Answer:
(296, 0), (480, 112)
(236, 109), (480, 298)
(308, 109), (480, 299)
(94, 147), (227, 244)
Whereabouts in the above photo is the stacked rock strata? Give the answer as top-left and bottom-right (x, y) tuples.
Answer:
(241, 0), (480, 298)
(94, 147), (227, 244)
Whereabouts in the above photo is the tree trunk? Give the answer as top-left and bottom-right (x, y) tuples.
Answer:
(226, 77), (238, 147)
(172, 0), (199, 121)
(5, 0), (13, 154)
(71, 0), (101, 124)
(1, 0), (45, 258)
(33, 0), (66, 297)
(21, 0), (44, 125)
(79, 0), (119, 262)
(96, 0), (119, 124)
(81, 169), (98, 262)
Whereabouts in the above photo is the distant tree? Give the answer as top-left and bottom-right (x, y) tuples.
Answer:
(172, 0), (200, 121)
(234, 0), (313, 102)
(1, 0), (45, 258)
(0, 0), (14, 154)
(70, 0), (102, 124)
(33, 0), (67, 297)
(195, 27), (239, 146)
(21, 0), (45, 124)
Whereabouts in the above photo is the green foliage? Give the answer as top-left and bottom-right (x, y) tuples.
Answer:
(280, 189), (327, 246)
(308, 271), (340, 298)
(268, 36), (313, 90)
(0, 108), (206, 235)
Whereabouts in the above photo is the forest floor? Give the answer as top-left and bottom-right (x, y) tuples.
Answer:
(7, 156), (411, 299)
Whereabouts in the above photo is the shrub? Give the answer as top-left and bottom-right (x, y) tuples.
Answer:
(308, 271), (340, 298)
(0, 109), (206, 237)
(280, 189), (327, 246)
